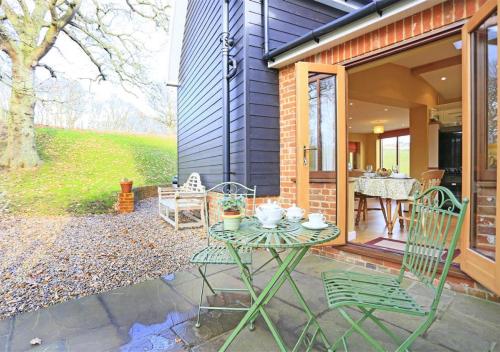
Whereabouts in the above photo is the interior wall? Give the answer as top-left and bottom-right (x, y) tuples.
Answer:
(409, 105), (429, 178)
(365, 134), (378, 168)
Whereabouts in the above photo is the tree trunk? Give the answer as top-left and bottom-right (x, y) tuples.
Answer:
(0, 62), (41, 169)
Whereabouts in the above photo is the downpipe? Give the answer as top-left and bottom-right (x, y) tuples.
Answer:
(221, 0), (237, 182)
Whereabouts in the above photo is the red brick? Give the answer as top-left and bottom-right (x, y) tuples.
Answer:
(443, 1), (454, 24)
(387, 23), (395, 44)
(403, 17), (412, 39)
(379, 26), (388, 47)
(454, 0), (465, 20)
(433, 3), (443, 28)
(412, 13), (422, 36)
(422, 9), (432, 32)
(395, 20), (404, 42)
(465, 0), (477, 17)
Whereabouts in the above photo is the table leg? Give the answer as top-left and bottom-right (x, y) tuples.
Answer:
(220, 245), (330, 352)
(267, 248), (331, 351)
(385, 198), (394, 235)
(220, 244), (298, 352)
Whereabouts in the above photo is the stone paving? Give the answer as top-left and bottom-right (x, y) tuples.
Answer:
(1, 251), (499, 352)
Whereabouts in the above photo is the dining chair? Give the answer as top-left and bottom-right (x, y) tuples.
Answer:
(393, 169), (445, 228)
(322, 186), (468, 352)
(189, 182), (257, 329)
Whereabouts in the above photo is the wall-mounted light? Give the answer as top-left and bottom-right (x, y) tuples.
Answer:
(373, 125), (385, 134)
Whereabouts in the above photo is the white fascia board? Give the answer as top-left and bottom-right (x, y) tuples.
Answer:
(316, 0), (360, 13)
(268, 0), (444, 69)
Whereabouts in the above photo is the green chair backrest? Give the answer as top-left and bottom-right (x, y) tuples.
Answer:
(205, 182), (257, 226)
(399, 186), (468, 312)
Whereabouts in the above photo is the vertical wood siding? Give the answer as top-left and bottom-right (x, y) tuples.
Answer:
(245, 0), (342, 195)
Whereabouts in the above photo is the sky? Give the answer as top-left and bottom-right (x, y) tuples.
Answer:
(0, 0), (187, 130)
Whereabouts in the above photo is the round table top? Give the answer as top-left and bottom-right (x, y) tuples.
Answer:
(209, 217), (340, 249)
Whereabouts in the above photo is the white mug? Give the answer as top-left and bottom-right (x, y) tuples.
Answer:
(308, 213), (326, 225)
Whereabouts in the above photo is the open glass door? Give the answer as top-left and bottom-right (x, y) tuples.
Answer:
(462, 0), (500, 295)
(295, 62), (347, 245)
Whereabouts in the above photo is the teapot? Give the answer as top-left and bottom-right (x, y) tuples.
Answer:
(286, 204), (305, 222)
(256, 200), (285, 228)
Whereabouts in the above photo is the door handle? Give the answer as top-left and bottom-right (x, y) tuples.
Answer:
(303, 146), (317, 166)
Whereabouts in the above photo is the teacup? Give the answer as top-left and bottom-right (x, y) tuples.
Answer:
(308, 213), (326, 226)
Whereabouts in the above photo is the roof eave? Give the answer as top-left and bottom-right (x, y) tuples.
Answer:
(267, 0), (445, 69)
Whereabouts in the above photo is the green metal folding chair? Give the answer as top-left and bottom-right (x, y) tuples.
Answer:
(322, 186), (468, 352)
(190, 182), (257, 329)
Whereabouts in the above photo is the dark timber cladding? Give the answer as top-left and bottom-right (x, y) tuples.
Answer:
(177, 0), (343, 196)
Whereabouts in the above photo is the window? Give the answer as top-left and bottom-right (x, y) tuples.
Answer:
(308, 75), (336, 174)
(380, 134), (410, 174)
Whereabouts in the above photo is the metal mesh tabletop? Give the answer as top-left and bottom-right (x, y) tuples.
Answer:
(209, 217), (340, 248)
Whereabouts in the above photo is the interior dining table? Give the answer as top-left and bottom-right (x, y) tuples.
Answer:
(354, 176), (420, 235)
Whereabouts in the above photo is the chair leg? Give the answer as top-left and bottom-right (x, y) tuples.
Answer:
(337, 308), (386, 352)
(396, 316), (435, 352)
(248, 262), (255, 331)
(195, 264), (209, 328)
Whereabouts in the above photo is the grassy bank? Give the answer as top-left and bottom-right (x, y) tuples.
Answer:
(0, 127), (176, 215)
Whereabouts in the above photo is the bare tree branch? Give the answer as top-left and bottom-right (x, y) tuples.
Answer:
(35, 63), (57, 78)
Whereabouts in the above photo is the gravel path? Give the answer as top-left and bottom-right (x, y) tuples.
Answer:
(0, 198), (205, 319)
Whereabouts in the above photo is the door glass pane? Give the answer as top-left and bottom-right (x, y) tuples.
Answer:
(308, 72), (337, 223)
(399, 135), (411, 175)
(471, 11), (497, 260)
(309, 82), (318, 171)
(320, 77), (336, 171)
(381, 137), (397, 169)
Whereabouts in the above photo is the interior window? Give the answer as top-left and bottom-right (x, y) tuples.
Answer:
(380, 134), (410, 174)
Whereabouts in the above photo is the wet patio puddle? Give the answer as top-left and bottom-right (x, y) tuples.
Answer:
(120, 310), (196, 351)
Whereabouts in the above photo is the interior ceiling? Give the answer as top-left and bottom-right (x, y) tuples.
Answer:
(348, 100), (409, 134)
(349, 35), (462, 133)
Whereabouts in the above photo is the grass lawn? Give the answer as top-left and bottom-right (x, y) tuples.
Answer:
(0, 127), (176, 215)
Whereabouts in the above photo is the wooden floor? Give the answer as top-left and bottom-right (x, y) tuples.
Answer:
(350, 198), (461, 263)
(350, 198), (410, 244)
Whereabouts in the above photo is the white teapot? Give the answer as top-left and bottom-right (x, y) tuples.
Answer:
(286, 204), (305, 222)
(256, 200), (285, 228)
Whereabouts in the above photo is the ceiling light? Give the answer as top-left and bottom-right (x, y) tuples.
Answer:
(349, 102), (353, 106)
(348, 117), (353, 120)
(453, 40), (462, 50)
(441, 76), (447, 81)
(349, 126), (352, 129)
(384, 108), (389, 112)
(373, 125), (384, 134)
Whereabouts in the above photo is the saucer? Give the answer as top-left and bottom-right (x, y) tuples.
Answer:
(302, 221), (328, 230)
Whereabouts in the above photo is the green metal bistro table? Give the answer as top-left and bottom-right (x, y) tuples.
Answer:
(209, 216), (340, 352)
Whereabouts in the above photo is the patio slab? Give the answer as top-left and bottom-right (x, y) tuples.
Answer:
(0, 252), (499, 352)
